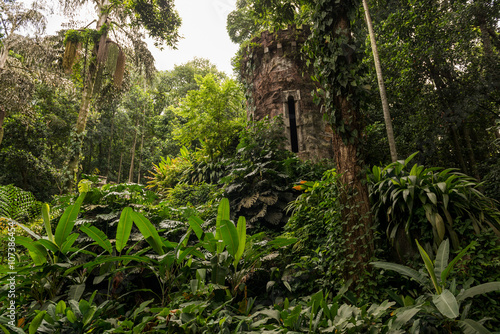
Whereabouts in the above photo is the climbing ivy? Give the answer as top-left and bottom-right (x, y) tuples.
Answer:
(304, 0), (370, 145)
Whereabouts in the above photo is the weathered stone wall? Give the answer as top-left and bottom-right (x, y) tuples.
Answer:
(241, 25), (333, 161)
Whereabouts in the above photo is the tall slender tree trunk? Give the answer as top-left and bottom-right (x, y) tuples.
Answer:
(137, 110), (146, 184)
(450, 125), (468, 174)
(66, 0), (110, 191)
(362, 0), (397, 162)
(117, 152), (123, 184)
(105, 110), (116, 181)
(463, 123), (480, 180)
(128, 117), (139, 183)
(0, 106), (5, 147)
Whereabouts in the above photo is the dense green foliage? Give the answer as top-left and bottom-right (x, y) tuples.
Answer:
(1, 0), (500, 333)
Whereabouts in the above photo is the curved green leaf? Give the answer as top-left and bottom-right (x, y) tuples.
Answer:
(80, 225), (112, 254)
(131, 211), (164, 255)
(15, 236), (47, 265)
(116, 207), (133, 252)
(234, 216), (246, 266)
(371, 261), (428, 287)
(54, 192), (86, 247)
(41, 203), (54, 243)
(216, 198), (230, 254)
(434, 239), (449, 283)
(29, 311), (46, 334)
(220, 219), (239, 257)
(458, 319), (493, 334)
(433, 289), (459, 319)
(456, 282), (500, 303)
(416, 240), (441, 294)
(61, 233), (80, 254)
(37, 239), (59, 253)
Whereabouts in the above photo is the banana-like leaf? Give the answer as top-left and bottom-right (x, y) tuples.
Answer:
(220, 219), (239, 257)
(458, 319), (492, 334)
(116, 207), (133, 252)
(416, 240), (441, 294)
(432, 289), (459, 319)
(60, 233), (79, 254)
(80, 225), (112, 255)
(188, 216), (205, 240)
(371, 261), (428, 287)
(234, 216), (246, 267)
(41, 203), (54, 243)
(216, 198), (230, 254)
(16, 236), (47, 265)
(131, 211), (164, 255)
(456, 282), (500, 303)
(37, 239), (59, 253)
(54, 192), (86, 247)
(434, 239), (449, 283)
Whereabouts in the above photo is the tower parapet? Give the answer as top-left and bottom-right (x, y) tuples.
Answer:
(241, 25), (333, 161)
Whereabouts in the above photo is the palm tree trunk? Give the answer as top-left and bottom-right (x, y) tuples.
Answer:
(362, 0), (397, 162)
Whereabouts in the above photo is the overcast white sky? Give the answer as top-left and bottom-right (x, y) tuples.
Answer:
(39, 0), (239, 75)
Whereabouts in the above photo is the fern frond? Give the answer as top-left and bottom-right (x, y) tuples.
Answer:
(259, 193), (278, 205)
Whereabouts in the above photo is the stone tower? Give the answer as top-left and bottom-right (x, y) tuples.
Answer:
(240, 25), (333, 161)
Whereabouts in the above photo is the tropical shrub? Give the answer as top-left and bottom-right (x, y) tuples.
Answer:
(368, 153), (500, 258)
(372, 238), (500, 332)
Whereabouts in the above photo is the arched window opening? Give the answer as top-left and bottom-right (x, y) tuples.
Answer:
(288, 96), (299, 153)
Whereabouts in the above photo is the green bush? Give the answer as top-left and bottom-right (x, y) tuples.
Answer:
(368, 153), (500, 258)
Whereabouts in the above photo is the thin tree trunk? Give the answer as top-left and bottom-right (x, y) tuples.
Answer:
(105, 110), (116, 181)
(128, 117), (139, 183)
(450, 125), (468, 174)
(362, 0), (397, 162)
(0, 106), (5, 147)
(463, 123), (480, 180)
(117, 152), (123, 184)
(137, 110), (146, 184)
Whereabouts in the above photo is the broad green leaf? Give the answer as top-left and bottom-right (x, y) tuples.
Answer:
(434, 213), (445, 242)
(371, 261), (427, 287)
(66, 309), (77, 323)
(56, 300), (67, 314)
(41, 203), (54, 242)
(427, 192), (438, 205)
(37, 239), (59, 253)
(432, 289), (459, 319)
(456, 282), (500, 303)
(54, 192), (86, 247)
(416, 240), (441, 294)
(82, 305), (97, 326)
(188, 216), (205, 240)
(69, 283), (85, 301)
(220, 219), (239, 256)
(434, 239), (449, 283)
(80, 225), (112, 254)
(458, 319), (493, 334)
(131, 211), (164, 255)
(234, 216), (246, 266)
(216, 198), (230, 254)
(60, 233), (79, 254)
(29, 311), (46, 334)
(116, 207), (133, 252)
(16, 236), (47, 265)
(391, 307), (421, 329)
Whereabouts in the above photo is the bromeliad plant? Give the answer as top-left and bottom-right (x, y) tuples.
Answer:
(368, 153), (500, 252)
(372, 239), (500, 332)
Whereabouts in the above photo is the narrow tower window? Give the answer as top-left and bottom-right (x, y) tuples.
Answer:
(288, 96), (299, 153)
